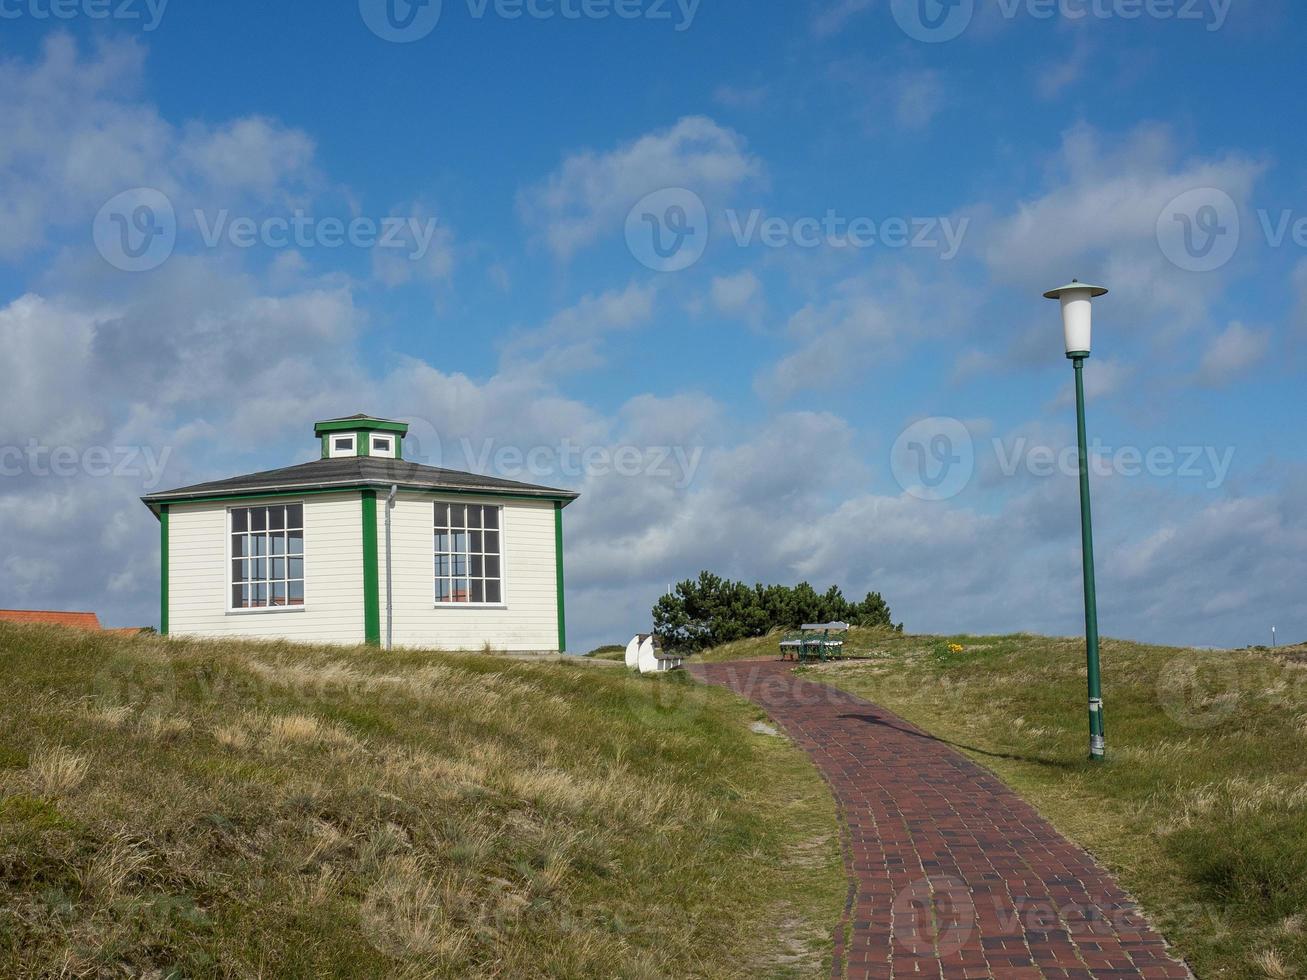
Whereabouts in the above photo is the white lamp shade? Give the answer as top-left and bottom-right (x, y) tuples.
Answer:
(1043, 281), (1108, 357)
(1060, 289), (1094, 355)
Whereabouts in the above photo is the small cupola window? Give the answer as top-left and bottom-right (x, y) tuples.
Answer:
(314, 414), (410, 462)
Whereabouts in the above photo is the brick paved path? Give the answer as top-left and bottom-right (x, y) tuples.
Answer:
(691, 660), (1191, 980)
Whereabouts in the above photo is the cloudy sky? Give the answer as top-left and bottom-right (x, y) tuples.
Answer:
(0, 0), (1302, 651)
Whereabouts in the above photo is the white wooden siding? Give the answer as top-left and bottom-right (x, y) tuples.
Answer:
(377, 493), (560, 652)
(167, 495), (366, 644)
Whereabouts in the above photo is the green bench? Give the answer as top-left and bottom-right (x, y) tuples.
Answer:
(779, 622), (849, 663)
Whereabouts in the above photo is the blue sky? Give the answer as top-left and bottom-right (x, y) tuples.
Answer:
(0, 0), (1303, 651)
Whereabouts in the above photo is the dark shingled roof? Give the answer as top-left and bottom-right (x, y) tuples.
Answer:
(141, 457), (579, 508)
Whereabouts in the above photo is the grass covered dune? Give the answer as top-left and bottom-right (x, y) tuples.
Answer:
(0, 624), (843, 978)
(704, 628), (1307, 979)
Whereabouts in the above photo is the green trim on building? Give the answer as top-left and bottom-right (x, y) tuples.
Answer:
(554, 500), (566, 653)
(320, 435), (330, 460)
(146, 485), (575, 513)
(159, 504), (170, 636)
(314, 418), (409, 437)
(361, 490), (381, 647)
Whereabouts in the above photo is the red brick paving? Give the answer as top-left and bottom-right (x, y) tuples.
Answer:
(690, 660), (1192, 980)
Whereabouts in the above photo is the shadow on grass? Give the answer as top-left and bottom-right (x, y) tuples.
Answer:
(838, 712), (1078, 771)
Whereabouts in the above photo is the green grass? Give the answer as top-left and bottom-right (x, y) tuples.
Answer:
(701, 628), (1307, 979)
(583, 645), (627, 661)
(0, 623), (843, 978)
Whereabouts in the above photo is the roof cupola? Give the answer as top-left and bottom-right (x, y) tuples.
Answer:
(313, 414), (410, 460)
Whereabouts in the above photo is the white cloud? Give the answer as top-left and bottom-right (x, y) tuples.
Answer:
(811, 0), (875, 37)
(981, 123), (1264, 321)
(517, 116), (761, 261)
(1034, 33), (1093, 101)
(499, 282), (657, 375)
(893, 70), (946, 130)
(1196, 321), (1270, 386)
(712, 83), (771, 110)
(0, 36), (319, 260)
(710, 270), (763, 319)
(1050, 357), (1135, 409)
(757, 265), (969, 400)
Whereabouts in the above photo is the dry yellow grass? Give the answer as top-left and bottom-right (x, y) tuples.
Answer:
(0, 622), (844, 978)
(26, 745), (90, 797)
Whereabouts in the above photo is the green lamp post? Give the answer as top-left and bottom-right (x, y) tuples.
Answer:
(1044, 279), (1110, 763)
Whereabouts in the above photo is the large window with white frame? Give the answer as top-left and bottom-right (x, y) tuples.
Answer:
(434, 503), (502, 604)
(231, 504), (304, 609)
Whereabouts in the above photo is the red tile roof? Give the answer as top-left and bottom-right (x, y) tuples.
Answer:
(0, 610), (104, 630)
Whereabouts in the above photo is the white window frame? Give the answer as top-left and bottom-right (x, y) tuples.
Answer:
(433, 501), (507, 609)
(329, 434), (356, 458)
(226, 501), (307, 615)
(370, 434), (396, 458)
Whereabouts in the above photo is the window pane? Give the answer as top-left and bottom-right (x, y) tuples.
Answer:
(485, 580), (501, 603)
(470, 555), (483, 578)
(269, 507), (285, 531)
(335, 437), (352, 452)
(232, 534), (246, 558)
(453, 532), (467, 554)
(434, 531), (449, 552)
(434, 503), (449, 529)
(251, 508), (267, 532)
(436, 579), (451, 602)
(470, 580), (484, 603)
(271, 534), (287, 557)
(484, 555), (500, 578)
(470, 531), (483, 553)
(231, 559), (244, 582)
(452, 580), (469, 603)
(435, 554), (450, 577)
(272, 558), (286, 579)
(232, 585), (246, 608)
(289, 580), (304, 605)
(452, 555), (467, 577)
(288, 530), (304, 556)
(373, 437), (391, 453)
(484, 531), (499, 555)
(449, 504), (466, 529)
(467, 506), (482, 529)
(483, 506), (499, 530)
(254, 583), (268, 606)
(232, 509), (248, 532)
(286, 504), (303, 529)
(255, 535), (269, 556)
(272, 581), (287, 606)
(252, 559), (266, 580)
(289, 558), (304, 579)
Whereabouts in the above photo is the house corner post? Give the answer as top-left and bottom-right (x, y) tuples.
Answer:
(361, 490), (381, 646)
(159, 504), (170, 636)
(554, 500), (567, 654)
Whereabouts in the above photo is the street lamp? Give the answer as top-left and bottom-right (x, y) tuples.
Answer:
(1043, 279), (1110, 763)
